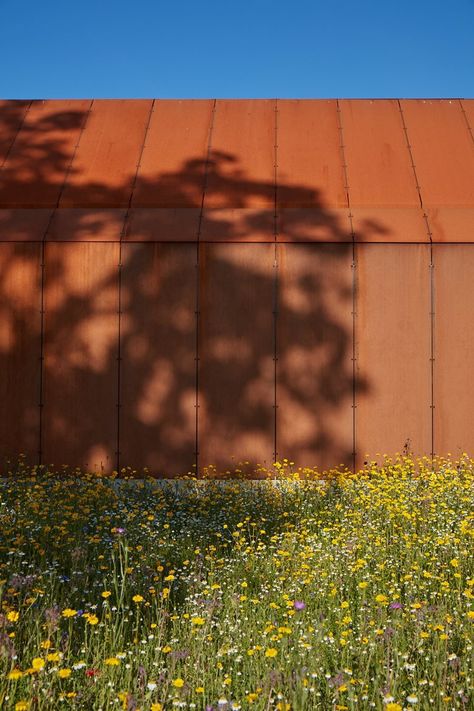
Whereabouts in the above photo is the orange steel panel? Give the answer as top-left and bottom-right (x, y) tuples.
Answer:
(461, 100), (474, 137)
(200, 208), (274, 242)
(0, 100), (90, 208)
(351, 207), (429, 242)
(42, 242), (119, 472)
(204, 100), (275, 209)
(133, 100), (213, 207)
(278, 208), (352, 242)
(427, 208), (474, 242)
(0, 209), (53, 241)
(340, 100), (419, 207)
(60, 100), (152, 208)
(355, 244), (431, 468)
(46, 209), (125, 241)
(277, 243), (354, 470)
(433, 245), (474, 456)
(0, 242), (42, 467)
(0, 100), (30, 165)
(401, 100), (474, 206)
(119, 243), (197, 475)
(124, 208), (200, 241)
(277, 100), (347, 208)
(198, 243), (274, 471)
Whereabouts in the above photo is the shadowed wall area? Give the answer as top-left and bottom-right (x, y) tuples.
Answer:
(1, 99), (474, 475)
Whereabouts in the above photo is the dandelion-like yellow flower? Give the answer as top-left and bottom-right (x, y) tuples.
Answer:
(104, 657), (120, 666)
(31, 658), (45, 671)
(15, 702), (29, 711)
(7, 611), (19, 623)
(8, 669), (23, 680)
(62, 609), (77, 618)
(265, 648), (278, 658)
(172, 678), (185, 688)
(385, 704), (402, 711)
(57, 668), (72, 678)
(101, 591), (112, 598)
(132, 594), (144, 603)
(86, 614), (99, 625)
(191, 616), (205, 625)
(151, 704), (163, 711)
(47, 652), (61, 662)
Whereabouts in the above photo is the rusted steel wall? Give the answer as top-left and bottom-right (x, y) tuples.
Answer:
(1, 99), (474, 474)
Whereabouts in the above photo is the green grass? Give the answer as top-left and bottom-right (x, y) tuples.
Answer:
(0, 456), (473, 710)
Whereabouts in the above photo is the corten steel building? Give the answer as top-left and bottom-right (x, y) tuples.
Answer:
(1, 99), (474, 476)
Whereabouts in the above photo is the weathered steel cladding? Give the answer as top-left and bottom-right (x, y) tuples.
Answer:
(0, 100), (91, 208)
(0, 242), (42, 464)
(198, 243), (275, 471)
(0, 100), (31, 165)
(432, 245), (474, 457)
(204, 100), (275, 209)
(1, 99), (474, 473)
(41, 242), (119, 472)
(355, 244), (432, 468)
(133, 100), (213, 208)
(60, 100), (152, 208)
(277, 244), (354, 470)
(119, 243), (197, 475)
(400, 100), (474, 207)
(340, 100), (420, 207)
(277, 100), (346, 208)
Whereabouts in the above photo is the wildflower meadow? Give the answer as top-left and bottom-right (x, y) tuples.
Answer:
(0, 456), (473, 711)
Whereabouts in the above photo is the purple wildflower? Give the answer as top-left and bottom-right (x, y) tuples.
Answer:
(294, 600), (306, 611)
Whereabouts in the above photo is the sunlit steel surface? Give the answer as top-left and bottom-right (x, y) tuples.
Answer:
(1, 99), (473, 475)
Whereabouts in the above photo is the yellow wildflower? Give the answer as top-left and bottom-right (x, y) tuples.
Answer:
(265, 648), (278, 658)
(31, 657), (44, 671)
(62, 608), (77, 618)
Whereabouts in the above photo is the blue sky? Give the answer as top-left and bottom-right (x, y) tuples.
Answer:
(1, 0), (473, 98)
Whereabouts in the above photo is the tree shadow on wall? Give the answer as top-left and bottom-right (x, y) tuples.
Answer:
(0, 103), (391, 476)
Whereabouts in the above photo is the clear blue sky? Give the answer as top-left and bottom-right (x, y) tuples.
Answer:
(1, 0), (473, 98)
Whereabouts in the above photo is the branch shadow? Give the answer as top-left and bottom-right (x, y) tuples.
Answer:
(0, 103), (392, 476)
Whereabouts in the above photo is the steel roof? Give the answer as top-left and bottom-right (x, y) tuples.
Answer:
(1, 98), (473, 243)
